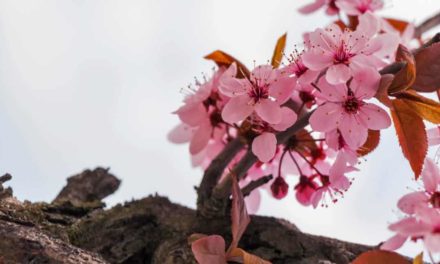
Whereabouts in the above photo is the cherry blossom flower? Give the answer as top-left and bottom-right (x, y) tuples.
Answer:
(309, 68), (391, 149)
(250, 107), (297, 162)
(397, 158), (440, 215)
(295, 174), (319, 206)
(298, 0), (339, 15)
(302, 12), (399, 84)
(285, 50), (320, 85)
(336, 0), (384, 16)
(381, 206), (440, 253)
(325, 129), (358, 165)
(293, 83), (318, 108)
(271, 176), (289, 199)
(171, 66), (235, 155)
(219, 64), (296, 124)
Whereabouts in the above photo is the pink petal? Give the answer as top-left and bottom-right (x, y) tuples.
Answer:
(271, 107), (297, 131)
(251, 65), (276, 84)
(255, 99), (282, 124)
(350, 66), (380, 99)
(310, 103), (343, 132)
(397, 191), (429, 214)
(176, 103), (208, 127)
(245, 189), (261, 214)
(389, 217), (431, 237)
(271, 176), (289, 199)
(298, 0), (326, 14)
(335, 0), (361, 16)
(380, 234), (407, 251)
(191, 235), (227, 264)
(422, 158), (440, 193)
(221, 95), (253, 124)
(270, 77), (297, 104)
(168, 123), (194, 144)
(326, 64), (351, 84)
(358, 103), (391, 130)
(316, 77), (348, 102)
(367, 33), (400, 59)
(301, 49), (334, 71)
(424, 233), (440, 253)
(298, 69), (319, 84)
(190, 121), (213, 155)
(219, 78), (249, 97)
(357, 11), (380, 39)
(252, 133), (277, 162)
(339, 114), (368, 149)
(428, 127), (440, 146)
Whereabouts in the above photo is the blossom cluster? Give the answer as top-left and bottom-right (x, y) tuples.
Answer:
(169, 2), (412, 211)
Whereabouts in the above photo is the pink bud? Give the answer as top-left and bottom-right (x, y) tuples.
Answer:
(271, 176), (289, 199)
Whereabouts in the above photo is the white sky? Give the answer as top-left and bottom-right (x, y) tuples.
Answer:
(0, 0), (439, 258)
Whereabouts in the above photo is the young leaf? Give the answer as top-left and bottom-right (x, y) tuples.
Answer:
(229, 174), (251, 251)
(191, 235), (227, 264)
(228, 248), (271, 264)
(395, 90), (440, 123)
(352, 250), (409, 264)
(271, 33), (287, 69)
(357, 130), (380, 156)
(205, 50), (250, 78)
(388, 45), (416, 94)
(413, 43), (440, 92)
(413, 252), (423, 264)
(384, 18), (409, 33)
(391, 99), (428, 178)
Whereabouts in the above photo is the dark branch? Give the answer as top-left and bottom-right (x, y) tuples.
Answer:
(242, 175), (273, 197)
(415, 11), (440, 38)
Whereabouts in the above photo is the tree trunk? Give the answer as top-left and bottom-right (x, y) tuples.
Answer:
(0, 168), (372, 264)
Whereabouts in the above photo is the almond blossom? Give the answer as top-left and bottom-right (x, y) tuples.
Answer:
(219, 64), (296, 124)
(309, 68), (391, 149)
(302, 12), (399, 84)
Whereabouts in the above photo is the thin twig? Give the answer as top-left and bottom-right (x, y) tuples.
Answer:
(242, 175), (273, 197)
(415, 11), (440, 38)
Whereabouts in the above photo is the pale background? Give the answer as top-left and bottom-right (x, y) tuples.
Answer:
(0, 0), (439, 258)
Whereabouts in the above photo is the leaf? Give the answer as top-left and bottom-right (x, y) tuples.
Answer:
(395, 90), (440, 123)
(228, 248), (271, 264)
(388, 45), (416, 94)
(191, 235), (227, 264)
(205, 50), (250, 79)
(413, 252), (423, 264)
(334, 20), (348, 30)
(352, 250), (409, 264)
(229, 174), (251, 251)
(357, 130), (380, 156)
(413, 42), (440, 92)
(391, 99), (428, 178)
(376, 74), (394, 107)
(271, 33), (287, 68)
(385, 18), (409, 33)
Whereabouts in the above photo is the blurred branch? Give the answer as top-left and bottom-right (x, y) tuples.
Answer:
(242, 175), (273, 197)
(415, 11), (440, 38)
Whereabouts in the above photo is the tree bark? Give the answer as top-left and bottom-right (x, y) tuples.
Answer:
(0, 168), (373, 264)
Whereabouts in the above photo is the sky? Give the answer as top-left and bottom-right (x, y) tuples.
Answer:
(0, 0), (439, 258)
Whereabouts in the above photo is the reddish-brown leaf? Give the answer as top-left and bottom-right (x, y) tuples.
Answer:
(334, 20), (348, 30)
(413, 42), (440, 92)
(391, 99), (428, 178)
(229, 174), (250, 251)
(413, 252), (423, 264)
(352, 250), (409, 264)
(271, 33), (287, 68)
(395, 90), (440, 123)
(228, 248), (271, 264)
(204, 50), (250, 78)
(388, 45), (416, 94)
(357, 130), (380, 156)
(385, 18), (409, 33)
(191, 235), (227, 264)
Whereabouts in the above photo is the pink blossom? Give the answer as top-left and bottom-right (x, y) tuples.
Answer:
(295, 174), (319, 206)
(220, 64), (296, 124)
(309, 68), (391, 149)
(285, 51), (320, 85)
(381, 206), (440, 253)
(298, 0), (339, 15)
(336, 0), (384, 16)
(292, 83), (318, 108)
(397, 158), (440, 215)
(325, 129), (358, 165)
(251, 107), (298, 162)
(302, 12), (399, 84)
(271, 176), (289, 199)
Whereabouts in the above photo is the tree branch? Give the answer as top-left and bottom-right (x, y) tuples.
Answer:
(242, 174), (273, 197)
(415, 11), (440, 38)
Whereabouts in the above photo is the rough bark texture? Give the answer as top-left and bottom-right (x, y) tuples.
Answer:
(0, 168), (373, 264)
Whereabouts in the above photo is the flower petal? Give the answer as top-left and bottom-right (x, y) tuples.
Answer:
(358, 103), (391, 130)
(310, 103), (343, 132)
(255, 99), (282, 124)
(339, 114), (368, 149)
(221, 95), (253, 124)
(190, 121), (213, 155)
(422, 158), (440, 193)
(271, 107), (297, 131)
(301, 49), (334, 71)
(168, 123), (194, 144)
(397, 191), (429, 214)
(326, 64), (351, 84)
(252, 132), (277, 162)
(380, 234), (408, 251)
(270, 77), (297, 104)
